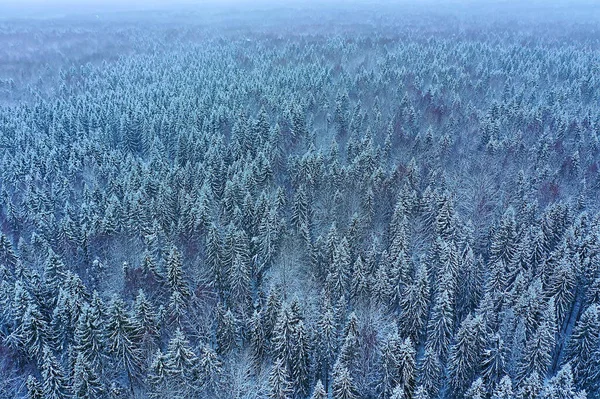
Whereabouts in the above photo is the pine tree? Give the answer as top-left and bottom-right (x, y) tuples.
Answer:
(448, 314), (486, 396)
(216, 305), (237, 354)
(72, 352), (104, 399)
(399, 261), (430, 341)
(164, 328), (199, 393)
(481, 333), (508, 389)
(417, 348), (442, 398)
(41, 346), (69, 399)
(425, 289), (454, 359)
(26, 375), (43, 399)
(538, 364), (587, 399)
(105, 296), (142, 390)
(332, 363), (358, 399)
(165, 245), (189, 297)
(564, 303), (599, 389)
(198, 343), (223, 396)
(491, 375), (513, 399)
(20, 303), (49, 360)
(311, 380), (327, 399)
(517, 298), (556, 382)
(269, 358), (293, 399)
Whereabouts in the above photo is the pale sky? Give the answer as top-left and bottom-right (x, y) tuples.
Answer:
(1, 0), (597, 20)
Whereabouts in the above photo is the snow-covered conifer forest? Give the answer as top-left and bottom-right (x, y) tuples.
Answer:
(1, 1), (600, 398)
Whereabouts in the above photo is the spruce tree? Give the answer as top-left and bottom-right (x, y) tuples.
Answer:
(147, 350), (168, 399)
(164, 328), (199, 394)
(448, 314), (485, 396)
(564, 303), (599, 389)
(417, 348), (442, 398)
(206, 224), (225, 295)
(72, 352), (104, 399)
(198, 343), (223, 396)
(481, 333), (508, 389)
(491, 375), (513, 399)
(41, 346), (69, 399)
(538, 364), (587, 399)
(311, 380), (327, 399)
(425, 289), (454, 359)
(26, 375), (43, 399)
(165, 245), (189, 297)
(464, 378), (486, 399)
(249, 309), (266, 366)
(332, 363), (358, 399)
(399, 261), (430, 341)
(490, 207), (518, 264)
(516, 371), (543, 399)
(517, 298), (556, 382)
(216, 306), (237, 354)
(269, 358), (293, 399)
(105, 296), (142, 391)
(20, 303), (49, 360)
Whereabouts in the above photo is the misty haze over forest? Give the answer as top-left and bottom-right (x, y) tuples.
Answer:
(1, 1), (600, 399)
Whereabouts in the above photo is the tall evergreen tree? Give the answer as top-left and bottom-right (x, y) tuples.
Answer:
(425, 289), (454, 359)
(399, 261), (430, 341)
(538, 364), (587, 399)
(268, 358), (293, 399)
(517, 298), (556, 382)
(26, 376), (43, 399)
(311, 380), (327, 399)
(332, 364), (358, 399)
(164, 328), (199, 395)
(198, 343), (223, 396)
(105, 296), (142, 391)
(165, 245), (189, 297)
(72, 352), (104, 399)
(41, 346), (69, 399)
(563, 303), (599, 388)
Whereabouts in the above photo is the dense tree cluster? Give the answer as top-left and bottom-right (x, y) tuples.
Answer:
(1, 3), (599, 399)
